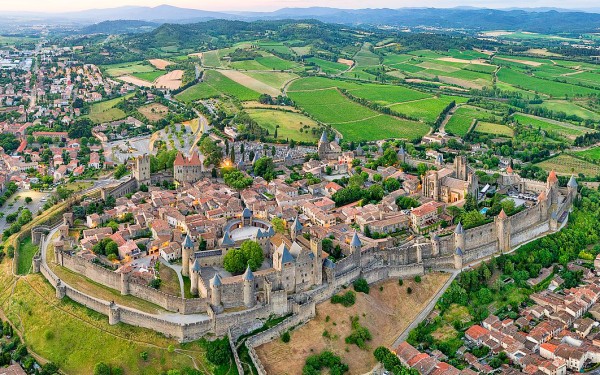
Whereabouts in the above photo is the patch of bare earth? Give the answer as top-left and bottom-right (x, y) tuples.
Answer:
(437, 57), (493, 66)
(256, 272), (450, 375)
(437, 76), (484, 90)
(118, 75), (152, 87)
(148, 59), (172, 70)
(337, 58), (354, 67)
(138, 103), (169, 122)
(242, 101), (301, 112)
(155, 70), (184, 90)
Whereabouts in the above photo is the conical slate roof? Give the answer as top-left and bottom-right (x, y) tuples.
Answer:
(350, 232), (362, 247)
(455, 247), (464, 256)
(183, 234), (194, 248)
(568, 175), (578, 189)
(320, 131), (328, 143)
(397, 146), (405, 156)
(243, 264), (254, 281)
(192, 259), (201, 272)
(210, 273), (222, 287)
(292, 216), (303, 232)
(221, 229), (235, 247)
(454, 222), (464, 234)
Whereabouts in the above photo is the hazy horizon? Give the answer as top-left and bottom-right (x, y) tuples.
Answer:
(2, 0), (600, 13)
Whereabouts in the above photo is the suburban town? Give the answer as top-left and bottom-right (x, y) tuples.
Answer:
(3, 2), (600, 375)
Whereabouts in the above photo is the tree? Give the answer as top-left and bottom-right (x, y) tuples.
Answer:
(198, 237), (207, 251)
(253, 157), (276, 181)
(383, 178), (400, 192)
(223, 170), (253, 189)
(24, 197), (32, 204)
(223, 240), (264, 274)
(105, 241), (119, 257)
(93, 362), (111, 375)
(199, 137), (223, 167)
(114, 164), (128, 179)
(271, 217), (286, 234)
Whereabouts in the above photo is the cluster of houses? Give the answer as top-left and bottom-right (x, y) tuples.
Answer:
(395, 268), (600, 375)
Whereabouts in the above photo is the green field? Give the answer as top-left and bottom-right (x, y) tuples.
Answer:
(346, 84), (431, 105)
(87, 94), (133, 123)
(389, 96), (468, 124)
(244, 71), (298, 91)
(132, 70), (165, 83)
(17, 237), (38, 275)
(475, 122), (514, 137)
(575, 147), (600, 162)
(102, 61), (156, 77)
(287, 77), (363, 91)
(229, 59), (270, 71)
(532, 100), (600, 122)
(175, 70), (259, 102)
(256, 55), (299, 70)
(497, 67), (599, 97)
(306, 57), (349, 74)
(246, 109), (321, 142)
(353, 43), (380, 67)
(536, 154), (600, 176)
(445, 106), (501, 136)
(288, 85), (429, 141)
(258, 42), (295, 55)
(201, 50), (222, 67)
(513, 113), (591, 139)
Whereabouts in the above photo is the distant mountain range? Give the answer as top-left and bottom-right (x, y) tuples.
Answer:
(4, 5), (600, 33)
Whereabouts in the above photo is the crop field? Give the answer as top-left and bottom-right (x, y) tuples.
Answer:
(132, 70), (165, 83)
(536, 154), (600, 176)
(475, 122), (514, 137)
(217, 69), (281, 96)
(353, 43), (380, 67)
(201, 50), (222, 67)
(288, 87), (429, 141)
(532, 100), (600, 122)
(497, 68), (599, 97)
(389, 95), (469, 124)
(229, 59), (270, 70)
(382, 53), (415, 66)
(513, 113), (591, 139)
(346, 84), (432, 105)
(244, 71), (298, 91)
(445, 106), (501, 136)
(306, 57), (349, 74)
(256, 55), (300, 70)
(575, 147), (600, 162)
(176, 70), (259, 102)
(102, 61), (156, 77)
(246, 109), (320, 142)
(257, 42), (295, 55)
(0, 36), (39, 46)
(287, 77), (363, 91)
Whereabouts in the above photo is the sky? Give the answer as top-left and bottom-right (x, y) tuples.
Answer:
(0, 0), (599, 12)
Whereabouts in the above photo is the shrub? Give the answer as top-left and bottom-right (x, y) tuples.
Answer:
(398, 279), (403, 286)
(303, 351), (348, 375)
(353, 278), (370, 294)
(331, 291), (356, 307)
(205, 337), (232, 365)
(140, 351), (148, 361)
(414, 275), (422, 283)
(407, 287), (413, 294)
(345, 316), (372, 350)
(281, 331), (291, 343)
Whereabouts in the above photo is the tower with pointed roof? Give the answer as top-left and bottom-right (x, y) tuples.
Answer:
(454, 247), (464, 269)
(243, 265), (255, 308)
(317, 130), (341, 160)
(454, 222), (465, 250)
(310, 236), (323, 285)
(350, 231), (362, 265)
(181, 233), (194, 277)
(546, 170), (559, 208)
(495, 209), (510, 253)
(210, 273), (222, 308)
(567, 175), (578, 207)
(431, 233), (440, 257)
(174, 151), (203, 187)
(290, 216), (303, 241)
(190, 259), (201, 296)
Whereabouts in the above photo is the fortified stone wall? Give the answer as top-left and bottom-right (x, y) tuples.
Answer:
(463, 222), (497, 252)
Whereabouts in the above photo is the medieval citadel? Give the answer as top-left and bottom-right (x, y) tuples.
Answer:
(30, 137), (575, 373)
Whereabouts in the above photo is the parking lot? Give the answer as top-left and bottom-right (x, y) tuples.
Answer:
(0, 189), (51, 233)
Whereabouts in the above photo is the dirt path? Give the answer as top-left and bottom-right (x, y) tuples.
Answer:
(438, 104), (461, 133)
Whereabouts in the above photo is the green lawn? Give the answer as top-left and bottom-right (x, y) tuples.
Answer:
(475, 122), (514, 137)
(17, 237), (38, 275)
(87, 94), (133, 123)
(246, 109), (321, 142)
